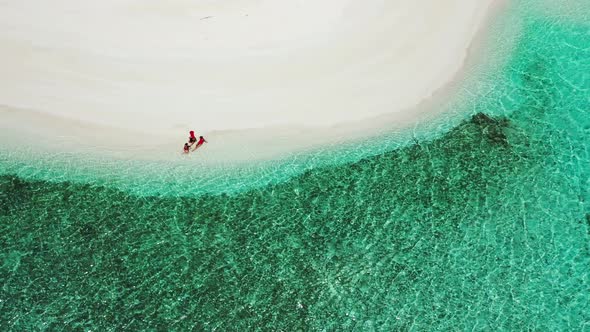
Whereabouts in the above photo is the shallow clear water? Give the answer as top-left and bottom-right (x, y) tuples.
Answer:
(2, 2), (590, 331)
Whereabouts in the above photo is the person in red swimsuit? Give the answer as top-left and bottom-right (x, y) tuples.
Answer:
(188, 130), (197, 146)
(183, 143), (190, 154)
(193, 136), (208, 151)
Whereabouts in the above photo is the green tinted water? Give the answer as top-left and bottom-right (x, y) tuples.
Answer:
(2, 3), (590, 331)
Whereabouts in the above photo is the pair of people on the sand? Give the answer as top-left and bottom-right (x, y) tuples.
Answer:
(183, 130), (207, 153)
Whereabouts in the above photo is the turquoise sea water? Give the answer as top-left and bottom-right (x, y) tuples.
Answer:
(2, 2), (590, 330)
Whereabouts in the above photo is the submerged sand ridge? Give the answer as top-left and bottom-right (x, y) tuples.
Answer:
(1, 0), (502, 161)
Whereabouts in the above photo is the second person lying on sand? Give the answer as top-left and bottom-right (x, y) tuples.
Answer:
(192, 136), (207, 151)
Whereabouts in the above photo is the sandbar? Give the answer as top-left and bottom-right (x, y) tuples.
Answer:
(0, 0), (506, 162)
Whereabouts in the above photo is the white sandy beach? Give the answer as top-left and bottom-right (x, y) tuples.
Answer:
(0, 0), (504, 162)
